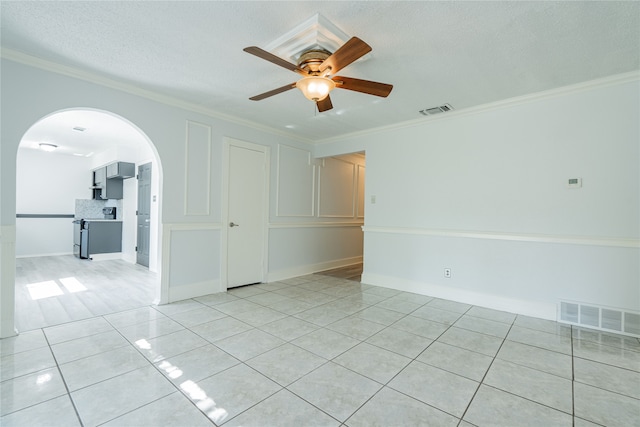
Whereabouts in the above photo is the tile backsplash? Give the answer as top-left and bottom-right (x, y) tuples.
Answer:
(75, 199), (123, 219)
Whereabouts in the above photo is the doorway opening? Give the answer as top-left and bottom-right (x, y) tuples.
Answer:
(13, 108), (163, 331)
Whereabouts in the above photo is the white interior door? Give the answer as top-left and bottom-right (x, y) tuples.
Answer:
(226, 141), (268, 288)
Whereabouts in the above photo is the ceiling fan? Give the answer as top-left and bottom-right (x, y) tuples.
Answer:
(243, 37), (393, 112)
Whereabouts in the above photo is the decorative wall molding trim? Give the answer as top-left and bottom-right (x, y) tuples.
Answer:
(275, 144), (315, 218)
(361, 272), (557, 320)
(318, 156), (356, 218)
(362, 226), (640, 248)
(0, 48), (315, 146)
(316, 71), (640, 145)
(163, 223), (223, 231)
(269, 222), (364, 229)
(267, 256), (363, 282)
(0, 225), (17, 338)
(184, 120), (212, 216)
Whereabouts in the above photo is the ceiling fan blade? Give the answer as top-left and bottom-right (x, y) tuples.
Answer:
(320, 37), (372, 75)
(243, 46), (307, 75)
(333, 76), (393, 97)
(316, 95), (333, 112)
(249, 83), (297, 101)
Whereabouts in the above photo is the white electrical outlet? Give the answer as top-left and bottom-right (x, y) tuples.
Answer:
(444, 268), (452, 278)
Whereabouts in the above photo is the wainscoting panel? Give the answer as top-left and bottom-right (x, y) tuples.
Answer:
(276, 144), (315, 217)
(318, 157), (356, 218)
(184, 121), (212, 216)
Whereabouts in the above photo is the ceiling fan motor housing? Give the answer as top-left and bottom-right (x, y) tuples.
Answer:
(297, 49), (332, 74)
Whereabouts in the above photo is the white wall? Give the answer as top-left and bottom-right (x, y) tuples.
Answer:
(316, 75), (640, 319)
(0, 57), (363, 336)
(15, 149), (93, 257)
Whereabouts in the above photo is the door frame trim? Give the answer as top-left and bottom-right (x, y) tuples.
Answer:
(221, 137), (270, 290)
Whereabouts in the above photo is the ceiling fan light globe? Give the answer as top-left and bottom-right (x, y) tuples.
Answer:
(296, 77), (335, 102)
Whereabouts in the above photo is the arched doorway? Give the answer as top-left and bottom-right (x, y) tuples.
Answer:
(12, 108), (163, 332)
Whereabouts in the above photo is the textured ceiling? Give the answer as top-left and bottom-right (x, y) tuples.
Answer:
(2, 1), (639, 145)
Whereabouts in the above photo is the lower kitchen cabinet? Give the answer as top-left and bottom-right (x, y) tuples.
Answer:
(80, 220), (122, 259)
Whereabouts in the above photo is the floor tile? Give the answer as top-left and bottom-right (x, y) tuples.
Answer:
(574, 357), (640, 399)
(104, 306), (166, 328)
(266, 297), (315, 315)
(0, 367), (67, 414)
(182, 363), (281, 425)
(258, 316), (319, 341)
(454, 315), (511, 338)
(115, 316), (185, 342)
(214, 328), (285, 361)
(374, 298), (422, 314)
(326, 316), (386, 340)
(437, 327), (503, 357)
(465, 306), (516, 324)
(345, 386), (458, 427)
(193, 292), (240, 306)
(135, 329), (209, 362)
(154, 343), (239, 384)
(0, 395), (81, 427)
(225, 389), (339, 427)
(51, 329), (129, 364)
(390, 292), (434, 305)
(245, 291), (292, 306)
(246, 343), (326, 386)
(253, 281), (291, 291)
(0, 329), (48, 356)
(366, 327), (433, 358)
(506, 326), (572, 355)
(294, 306), (350, 327)
(363, 286), (401, 298)
(293, 291), (339, 305)
(167, 306), (226, 327)
(71, 365), (175, 426)
(391, 315), (449, 339)
(333, 342), (411, 384)
(1, 346), (57, 381)
(513, 315), (572, 337)
(416, 341), (493, 382)
(483, 359), (573, 413)
(410, 305), (463, 325)
(214, 299), (263, 315)
(388, 360), (479, 418)
(426, 298), (472, 314)
(227, 285), (267, 298)
(574, 382), (640, 427)
(353, 306), (405, 325)
(291, 328), (359, 359)
(102, 392), (213, 427)
(43, 317), (114, 344)
(190, 316), (253, 342)
(59, 345), (148, 391)
(573, 326), (640, 352)
(463, 385), (572, 427)
(152, 299), (205, 316)
(232, 306), (288, 327)
(322, 298), (370, 315)
(289, 362), (381, 422)
(572, 337), (640, 371)
(496, 339), (572, 379)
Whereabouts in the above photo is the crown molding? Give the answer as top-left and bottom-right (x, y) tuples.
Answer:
(0, 48), (315, 146)
(315, 70), (640, 145)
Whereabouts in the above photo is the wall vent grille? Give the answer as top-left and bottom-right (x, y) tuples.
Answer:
(559, 301), (640, 338)
(419, 104), (453, 116)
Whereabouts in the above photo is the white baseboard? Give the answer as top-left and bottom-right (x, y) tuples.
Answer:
(16, 251), (73, 258)
(267, 256), (363, 283)
(89, 252), (122, 261)
(167, 279), (223, 303)
(361, 272), (556, 321)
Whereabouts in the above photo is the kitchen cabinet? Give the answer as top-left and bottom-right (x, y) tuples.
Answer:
(80, 220), (123, 259)
(106, 161), (135, 179)
(92, 162), (134, 200)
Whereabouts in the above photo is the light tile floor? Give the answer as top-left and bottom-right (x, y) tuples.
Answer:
(1, 274), (639, 426)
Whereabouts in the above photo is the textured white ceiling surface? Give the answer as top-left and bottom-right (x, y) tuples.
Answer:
(2, 1), (639, 145)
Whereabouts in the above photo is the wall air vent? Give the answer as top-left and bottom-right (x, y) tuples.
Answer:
(559, 300), (640, 338)
(419, 104), (453, 116)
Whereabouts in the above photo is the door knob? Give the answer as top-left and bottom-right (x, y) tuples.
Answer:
(229, 222), (239, 227)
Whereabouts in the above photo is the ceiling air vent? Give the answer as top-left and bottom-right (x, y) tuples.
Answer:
(419, 104), (453, 116)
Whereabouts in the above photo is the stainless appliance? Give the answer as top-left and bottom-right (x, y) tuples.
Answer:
(102, 207), (117, 219)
